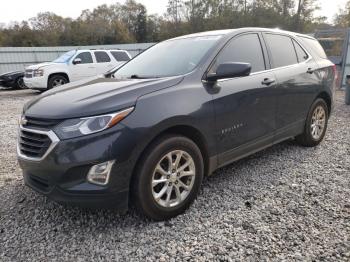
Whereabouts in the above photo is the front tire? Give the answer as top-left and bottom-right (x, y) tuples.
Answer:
(14, 77), (26, 89)
(296, 98), (329, 147)
(48, 75), (68, 89)
(132, 135), (204, 221)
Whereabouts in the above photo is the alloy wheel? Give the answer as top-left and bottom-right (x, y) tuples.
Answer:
(17, 78), (26, 89)
(310, 105), (326, 140)
(53, 78), (66, 87)
(151, 150), (196, 208)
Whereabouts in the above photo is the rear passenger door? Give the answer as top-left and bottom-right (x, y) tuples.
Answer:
(94, 51), (114, 74)
(210, 33), (278, 165)
(262, 33), (319, 140)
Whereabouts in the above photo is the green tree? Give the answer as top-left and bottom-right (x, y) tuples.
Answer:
(335, 1), (350, 27)
(119, 0), (148, 42)
(294, 0), (320, 31)
(146, 15), (162, 42)
(0, 0), (330, 47)
(29, 12), (69, 45)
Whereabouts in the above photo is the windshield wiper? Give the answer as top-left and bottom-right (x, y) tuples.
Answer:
(130, 74), (144, 79)
(129, 74), (161, 79)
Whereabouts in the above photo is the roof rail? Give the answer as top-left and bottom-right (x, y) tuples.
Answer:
(89, 48), (121, 51)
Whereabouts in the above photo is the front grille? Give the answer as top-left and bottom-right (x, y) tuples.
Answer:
(25, 69), (33, 78)
(19, 129), (52, 158)
(23, 116), (60, 130)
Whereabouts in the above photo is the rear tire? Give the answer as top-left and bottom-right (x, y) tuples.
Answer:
(48, 75), (68, 89)
(132, 135), (204, 221)
(296, 98), (329, 147)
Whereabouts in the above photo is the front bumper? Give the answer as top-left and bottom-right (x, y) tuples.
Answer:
(23, 170), (129, 209)
(17, 124), (137, 211)
(24, 77), (47, 89)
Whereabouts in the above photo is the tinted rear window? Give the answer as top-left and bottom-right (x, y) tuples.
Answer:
(94, 51), (111, 63)
(298, 36), (327, 59)
(264, 34), (298, 68)
(111, 51), (130, 61)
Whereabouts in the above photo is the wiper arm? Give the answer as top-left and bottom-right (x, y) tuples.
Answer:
(130, 74), (144, 79)
(129, 74), (161, 79)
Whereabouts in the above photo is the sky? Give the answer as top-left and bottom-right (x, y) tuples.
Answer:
(0, 0), (348, 25)
(0, 0), (168, 25)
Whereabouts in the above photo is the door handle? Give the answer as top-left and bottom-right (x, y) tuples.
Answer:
(261, 78), (276, 86)
(307, 68), (314, 74)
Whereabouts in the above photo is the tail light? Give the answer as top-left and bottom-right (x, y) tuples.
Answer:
(332, 64), (339, 89)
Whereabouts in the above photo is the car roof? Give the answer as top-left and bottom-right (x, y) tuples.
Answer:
(170, 27), (316, 41)
(76, 49), (129, 52)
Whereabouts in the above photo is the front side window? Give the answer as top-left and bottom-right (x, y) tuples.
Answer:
(264, 34), (298, 68)
(95, 51), (111, 63)
(114, 35), (222, 78)
(75, 52), (93, 64)
(209, 33), (266, 74)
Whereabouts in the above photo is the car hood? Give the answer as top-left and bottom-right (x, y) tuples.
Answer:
(0, 70), (23, 77)
(26, 62), (61, 70)
(24, 75), (184, 119)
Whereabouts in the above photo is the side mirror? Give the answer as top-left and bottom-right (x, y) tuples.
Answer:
(206, 62), (252, 82)
(73, 58), (82, 65)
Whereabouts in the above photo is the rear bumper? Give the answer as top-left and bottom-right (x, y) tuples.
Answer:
(24, 77), (47, 89)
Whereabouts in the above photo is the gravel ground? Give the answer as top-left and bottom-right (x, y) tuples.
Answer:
(0, 88), (349, 261)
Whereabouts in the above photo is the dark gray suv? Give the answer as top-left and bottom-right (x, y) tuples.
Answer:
(18, 28), (335, 220)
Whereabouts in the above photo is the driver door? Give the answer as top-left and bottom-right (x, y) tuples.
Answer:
(70, 51), (97, 82)
(210, 33), (278, 165)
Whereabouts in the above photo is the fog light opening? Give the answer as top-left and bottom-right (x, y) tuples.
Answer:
(87, 160), (115, 186)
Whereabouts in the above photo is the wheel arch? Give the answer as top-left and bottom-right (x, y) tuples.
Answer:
(47, 72), (70, 86)
(11, 75), (24, 88)
(131, 124), (211, 184)
(158, 125), (210, 177)
(316, 91), (332, 115)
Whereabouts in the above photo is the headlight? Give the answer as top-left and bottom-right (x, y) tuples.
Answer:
(33, 69), (44, 77)
(53, 107), (134, 139)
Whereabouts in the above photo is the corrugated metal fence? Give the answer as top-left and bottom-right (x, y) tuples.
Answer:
(0, 43), (155, 74)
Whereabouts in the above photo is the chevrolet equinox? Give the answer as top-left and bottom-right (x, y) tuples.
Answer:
(18, 28), (335, 220)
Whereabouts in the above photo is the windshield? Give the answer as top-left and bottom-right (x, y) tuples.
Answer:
(53, 50), (77, 63)
(114, 35), (222, 78)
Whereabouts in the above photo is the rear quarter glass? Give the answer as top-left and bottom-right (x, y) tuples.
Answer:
(297, 36), (328, 59)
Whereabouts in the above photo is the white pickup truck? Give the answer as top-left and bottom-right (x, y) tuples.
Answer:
(24, 49), (131, 91)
